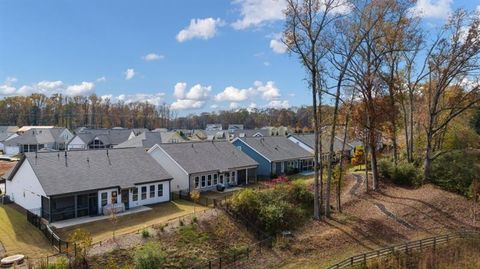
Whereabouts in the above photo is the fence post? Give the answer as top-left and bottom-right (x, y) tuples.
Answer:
(350, 256), (353, 265)
(433, 237), (436, 251)
(209, 260), (211, 269)
(363, 253), (366, 265)
(219, 257), (222, 269)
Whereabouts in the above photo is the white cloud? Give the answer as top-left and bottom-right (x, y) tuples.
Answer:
(0, 77), (96, 97)
(96, 76), (107, 82)
(185, 84), (211, 100)
(266, 100), (290, 109)
(210, 104), (219, 109)
(102, 92), (166, 106)
(143, 53), (164, 61)
(125, 68), (135, 80)
(170, 82), (211, 110)
(215, 86), (254, 102)
(232, 0), (286, 30)
(37, 80), (64, 90)
(173, 82), (187, 99)
(263, 61), (271, 66)
(410, 0), (452, 19)
(229, 102), (240, 109)
(255, 80), (281, 100)
(270, 38), (287, 54)
(65, 81), (95, 96)
(176, 18), (224, 42)
(171, 99), (205, 110)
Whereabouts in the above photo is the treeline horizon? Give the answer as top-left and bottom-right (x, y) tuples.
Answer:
(0, 93), (332, 131)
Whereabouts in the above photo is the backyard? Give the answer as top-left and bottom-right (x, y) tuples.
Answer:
(0, 204), (54, 259)
(55, 199), (209, 243)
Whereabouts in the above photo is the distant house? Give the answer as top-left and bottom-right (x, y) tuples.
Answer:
(67, 129), (135, 150)
(231, 129), (270, 139)
(4, 148), (172, 223)
(232, 136), (314, 178)
(149, 141), (258, 192)
(114, 131), (185, 150)
(288, 134), (354, 161)
(0, 126), (19, 152)
(3, 128), (74, 155)
(228, 124), (244, 133)
(17, 126), (54, 134)
(205, 124), (223, 131)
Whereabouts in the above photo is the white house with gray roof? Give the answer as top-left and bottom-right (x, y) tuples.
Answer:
(67, 128), (135, 150)
(4, 127), (73, 155)
(148, 141), (258, 193)
(4, 148), (172, 223)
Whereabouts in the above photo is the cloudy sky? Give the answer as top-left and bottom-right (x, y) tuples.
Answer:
(0, 0), (478, 115)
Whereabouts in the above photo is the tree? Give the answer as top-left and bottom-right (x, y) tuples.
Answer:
(69, 228), (93, 259)
(190, 190), (200, 214)
(284, 0), (344, 219)
(423, 9), (480, 181)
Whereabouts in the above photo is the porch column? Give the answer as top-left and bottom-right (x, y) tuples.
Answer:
(245, 168), (248, 184)
(74, 194), (78, 218)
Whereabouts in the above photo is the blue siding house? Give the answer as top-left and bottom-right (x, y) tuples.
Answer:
(232, 136), (314, 179)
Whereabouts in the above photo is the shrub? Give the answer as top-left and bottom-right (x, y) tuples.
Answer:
(228, 181), (310, 235)
(378, 159), (394, 180)
(224, 244), (249, 259)
(141, 228), (150, 238)
(133, 242), (165, 269)
(431, 151), (480, 196)
(392, 162), (421, 187)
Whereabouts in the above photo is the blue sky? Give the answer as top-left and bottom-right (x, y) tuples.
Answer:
(0, 0), (478, 115)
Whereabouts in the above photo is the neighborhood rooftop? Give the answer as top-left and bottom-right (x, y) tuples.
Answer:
(17, 148), (172, 196)
(288, 133), (352, 152)
(4, 128), (70, 146)
(152, 141), (258, 174)
(235, 136), (313, 162)
(114, 131), (163, 149)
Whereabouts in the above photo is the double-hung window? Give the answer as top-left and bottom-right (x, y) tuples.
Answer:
(207, 175), (212, 186)
(158, 184), (163, 196)
(194, 177), (200, 189)
(219, 174), (224, 184)
(141, 186), (147, 200)
(132, 188), (138, 201)
(150, 185), (155, 198)
(101, 192), (108, 206)
(201, 176), (206, 188)
(213, 174), (218, 185)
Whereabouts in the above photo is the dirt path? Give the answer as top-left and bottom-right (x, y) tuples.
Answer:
(277, 173), (480, 269)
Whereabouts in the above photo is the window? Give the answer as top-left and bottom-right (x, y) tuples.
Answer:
(225, 173), (229, 184)
(141, 186), (147, 200)
(111, 191), (117, 204)
(230, 171), (235, 184)
(194, 177), (200, 189)
(132, 188), (138, 201)
(201, 176), (206, 188)
(213, 174), (218, 185)
(207, 175), (212, 186)
(101, 192), (108, 206)
(158, 184), (163, 197)
(150, 185), (155, 198)
(219, 175), (224, 184)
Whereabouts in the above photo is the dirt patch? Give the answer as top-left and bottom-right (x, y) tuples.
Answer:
(277, 174), (480, 268)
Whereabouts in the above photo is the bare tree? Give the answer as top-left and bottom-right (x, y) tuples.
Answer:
(423, 9), (480, 181)
(284, 0), (344, 218)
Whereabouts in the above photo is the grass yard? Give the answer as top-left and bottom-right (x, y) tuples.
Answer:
(0, 204), (54, 258)
(56, 200), (209, 243)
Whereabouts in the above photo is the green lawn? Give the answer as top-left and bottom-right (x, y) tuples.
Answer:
(56, 200), (208, 243)
(0, 204), (54, 258)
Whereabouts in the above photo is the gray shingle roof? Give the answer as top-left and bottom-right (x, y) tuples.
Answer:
(114, 132), (163, 149)
(22, 148), (172, 196)
(289, 134), (353, 152)
(4, 128), (70, 146)
(75, 129), (133, 146)
(237, 136), (313, 162)
(156, 141), (258, 174)
(0, 126), (19, 141)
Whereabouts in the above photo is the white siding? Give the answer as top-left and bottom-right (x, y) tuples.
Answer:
(98, 188), (120, 213)
(6, 159), (46, 213)
(67, 136), (87, 150)
(129, 181), (170, 208)
(149, 146), (189, 192)
(5, 145), (20, 156)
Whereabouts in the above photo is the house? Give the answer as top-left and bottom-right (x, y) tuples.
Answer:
(261, 126), (290, 136)
(67, 128), (135, 150)
(3, 128), (74, 155)
(17, 126), (54, 134)
(205, 124), (223, 131)
(4, 148), (172, 223)
(149, 141), (258, 193)
(114, 131), (185, 149)
(232, 136), (314, 178)
(231, 129), (270, 139)
(0, 126), (19, 152)
(287, 133), (354, 161)
(228, 124), (244, 133)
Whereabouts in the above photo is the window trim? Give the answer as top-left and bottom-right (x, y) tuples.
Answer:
(157, 184), (163, 197)
(149, 185), (155, 198)
(141, 186), (147, 200)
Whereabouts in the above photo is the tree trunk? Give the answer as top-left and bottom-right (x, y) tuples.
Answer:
(364, 133), (369, 192)
(423, 131), (433, 182)
(337, 103), (351, 213)
(312, 72), (321, 220)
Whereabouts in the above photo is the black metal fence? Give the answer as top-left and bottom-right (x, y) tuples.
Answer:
(26, 210), (71, 253)
(326, 230), (480, 269)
